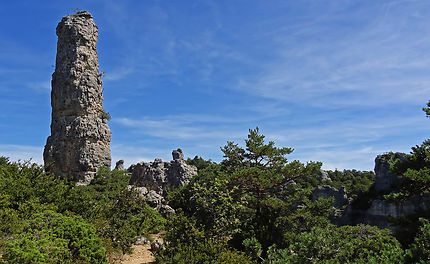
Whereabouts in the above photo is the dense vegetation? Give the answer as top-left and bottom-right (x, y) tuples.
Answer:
(157, 128), (410, 263)
(1, 102), (430, 263)
(0, 159), (164, 263)
(325, 169), (375, 199)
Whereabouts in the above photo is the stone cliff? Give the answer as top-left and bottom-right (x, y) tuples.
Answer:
(44, 11), (111, 184)
(332, 153), (429, 230)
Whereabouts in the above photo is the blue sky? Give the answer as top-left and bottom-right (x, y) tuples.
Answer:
(1, 0), (430, 171)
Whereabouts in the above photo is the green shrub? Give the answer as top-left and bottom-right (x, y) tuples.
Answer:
(2, 210), (107, 264)
(0, 159), (165, 259)
(156, 211), (252, 264)
(101, 110), (111, 121)
(326, 169), (375, 199)
(406, 218), (430, 263)
(265, 224), (404, 264)
(60, 167), (165, 254)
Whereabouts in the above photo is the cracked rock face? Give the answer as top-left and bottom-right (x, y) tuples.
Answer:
(44, 11), (111, 184)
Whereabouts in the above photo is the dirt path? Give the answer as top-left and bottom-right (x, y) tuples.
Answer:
(119, 234), (163, 264)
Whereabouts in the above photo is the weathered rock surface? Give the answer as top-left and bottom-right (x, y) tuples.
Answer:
(373, 153), (406, 193)
(115, 160), (125, 170)
(337, 195), (430, 229)
(317, 169), (331, 182)
(128, 185), (175, 216)
(312, 185), (349, 208)
(335, 152), (429, 230)
(129, 150), (197, 195)
(44, 11), (111, 184)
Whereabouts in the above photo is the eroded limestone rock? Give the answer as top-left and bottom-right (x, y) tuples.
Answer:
(334, 152), (429, 230)
(44, 11), (111, 184)
(374, 153), (406, 193)
(115, 160), (124, 170)
(312, 185), (349, 208)
(317, 170), (331, 182)
(129, 150), (197, 195)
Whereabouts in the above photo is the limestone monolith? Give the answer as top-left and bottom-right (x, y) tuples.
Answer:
(44, 11), (111, 184)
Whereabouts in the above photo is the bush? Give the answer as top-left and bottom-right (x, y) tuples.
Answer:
(406, 218), (430, 263)
(61, 167), (166, 254)
(2, 210), (107, 264)
(265, 224), (404, 264)
(0, 159), (165, 259)
(156, 211), (252, 264)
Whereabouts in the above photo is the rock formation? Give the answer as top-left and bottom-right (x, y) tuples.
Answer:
(115, 160), (125, 170)
(334, 153), (429, 230)
(129, 150), (197, 195)
(312, 185), (349, 208)
(127, 185), (175, 216)
(317, 169), (331, 182)
(373, 153), (406, 193)
(44, 11), (111, 184)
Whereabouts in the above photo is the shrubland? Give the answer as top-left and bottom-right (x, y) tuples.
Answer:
(0, 158), (164, 263)
(1, 101), (430, 263)
(158, 128), (406, 263)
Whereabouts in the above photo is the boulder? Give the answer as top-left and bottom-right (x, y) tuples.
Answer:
(134, 237), (150, 245)
(144, 190), (165, 207)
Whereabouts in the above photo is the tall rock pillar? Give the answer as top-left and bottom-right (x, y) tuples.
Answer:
(44, 11), (111, 184)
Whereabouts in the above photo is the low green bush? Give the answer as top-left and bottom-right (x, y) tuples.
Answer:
(2, 210), (107, 264)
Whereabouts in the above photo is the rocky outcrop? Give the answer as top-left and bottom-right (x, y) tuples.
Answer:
(373, 153), (406, 193)
(129, 150), (197, 195)
(43, 11), (111, 184)
(337, 195), (430, 229)
(127, 185), (176, 217)
(335, 152), (429, 230)
(115, 160), (124, 170)
(127, 150), (196, 216)
(317, 170), (331, 182)
(312, 185), (349, 208)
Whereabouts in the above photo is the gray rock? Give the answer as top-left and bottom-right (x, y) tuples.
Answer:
(43, 11), (111, 184)
(129, 150), (197, 195)
(312, 185), (349, 208)
(127, 185), (149, 198)
(157, 204), (175, 217)
(172, 149), (184, 160)
(337, 195), (430, 230)
(317, 170), (331, 181)
(144, 190), (165, 207)
(134, 237), (150, 245)
(115, 160), (124, 170)
(150, 240), (163, 252)
(374, 153), (406, 193)
(334, 152), (429, 231)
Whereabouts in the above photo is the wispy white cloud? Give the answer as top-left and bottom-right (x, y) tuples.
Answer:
(102, 67), (134, 81)
(234, 1), (430, 108)
(114, 115), (245, 140)
(28, 81), (51, 93)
